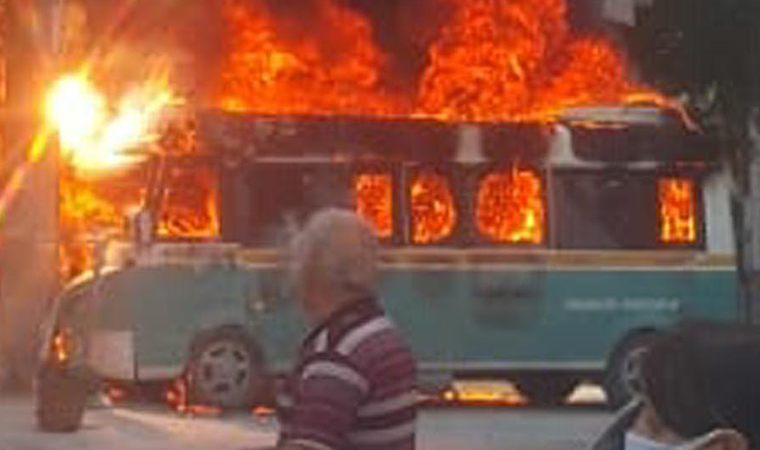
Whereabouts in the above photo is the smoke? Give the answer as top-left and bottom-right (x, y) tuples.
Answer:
(345, 0), (456, 84)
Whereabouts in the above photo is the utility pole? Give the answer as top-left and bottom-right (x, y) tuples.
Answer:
(0, 0), (61, 390)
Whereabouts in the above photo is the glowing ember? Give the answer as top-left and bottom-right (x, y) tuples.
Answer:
(51, 328), (74, 364)
(353, 172), (393, 238)
(164, 378), (189, 411)
(164, 378), (223, 416)
(442, 381), (526, 406)
(410, 171), (457, 244)
(477, 169), (544, 243)
(658, 177), (697, 244)
(218, 0), (402, 116)
(252, 405), (275, 417)
(156, 166), (220, 239)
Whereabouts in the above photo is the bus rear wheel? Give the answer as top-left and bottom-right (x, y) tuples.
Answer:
(604, 331), (659, 409)
(188, 328), (267, 409)
(515, 376), (577, 406)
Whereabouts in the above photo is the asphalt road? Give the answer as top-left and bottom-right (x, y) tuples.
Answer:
(0, 396), (612, 450)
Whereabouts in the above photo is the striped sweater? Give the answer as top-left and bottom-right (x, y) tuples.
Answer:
(277, 298), (417, 450)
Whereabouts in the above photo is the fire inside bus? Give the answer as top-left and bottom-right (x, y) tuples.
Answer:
(33, 0), (738, 426)
(45, 108), (736, 411)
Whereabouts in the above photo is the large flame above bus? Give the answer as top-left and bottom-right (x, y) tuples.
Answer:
(46, 0), (680, 279)
(218, 0), (403, 116)
(219, 0), (666, 121)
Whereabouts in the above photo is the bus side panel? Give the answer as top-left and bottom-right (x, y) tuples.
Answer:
(127, 266), (253, 380)
(380, 267), (740, 372)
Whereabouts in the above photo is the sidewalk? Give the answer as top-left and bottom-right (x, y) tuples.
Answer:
(0, 395), (277, 450)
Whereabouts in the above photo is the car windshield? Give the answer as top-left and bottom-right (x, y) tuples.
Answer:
(1, 1), (759, 449)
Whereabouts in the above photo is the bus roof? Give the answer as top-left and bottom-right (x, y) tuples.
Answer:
(195, 108), (720, 165)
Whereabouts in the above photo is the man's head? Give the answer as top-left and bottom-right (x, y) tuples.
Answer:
(288, 208), (379, 323)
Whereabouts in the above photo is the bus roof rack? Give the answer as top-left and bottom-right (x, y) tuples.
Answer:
(559, 106), (681, 127)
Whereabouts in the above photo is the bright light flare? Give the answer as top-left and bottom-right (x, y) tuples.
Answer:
(45, 72), (181, 173)
(46, 75), (106, 152)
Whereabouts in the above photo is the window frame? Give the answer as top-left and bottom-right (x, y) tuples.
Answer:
(549, 167), (705, 251)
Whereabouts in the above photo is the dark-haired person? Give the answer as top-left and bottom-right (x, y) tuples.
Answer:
(590, 322), (760, 450)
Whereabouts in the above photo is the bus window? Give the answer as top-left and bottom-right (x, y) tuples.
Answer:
(220, 163), (352, 246)
(409, 170), (457, 244)
(157, 165), (220, 239)
(658, 177), (697, 244)
(352, 172), (393, 239)
(476, 169), (545, 244)
(553, 171), (658, 249)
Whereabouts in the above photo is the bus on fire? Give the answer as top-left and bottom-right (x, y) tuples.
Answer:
(36, 106), (738, 430)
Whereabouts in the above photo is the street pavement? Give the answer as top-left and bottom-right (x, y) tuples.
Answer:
(0, 395), (612, 450)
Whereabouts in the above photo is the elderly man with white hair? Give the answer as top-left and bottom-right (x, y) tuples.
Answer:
(272, 208), (417, 450)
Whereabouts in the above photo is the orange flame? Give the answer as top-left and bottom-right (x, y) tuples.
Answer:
(220, 0), (674, 122)
(410, 171), (457, 244)
(164, 378), (223, 416)
(51, 328), (74, 364)
(156, 166), (220, 239)
(417, 0), (665, 121)
(353, 172), (393, 239)
(218, 0), (403, 116)
(53, 0), (690, 279)
(58, 167), (146, 279)
(476, 169), (544, 243)
(658, 177), (697, 244)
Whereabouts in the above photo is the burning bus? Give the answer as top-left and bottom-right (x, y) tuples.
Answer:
(37, 106), (737, 428)
(29, 0), (738, 433)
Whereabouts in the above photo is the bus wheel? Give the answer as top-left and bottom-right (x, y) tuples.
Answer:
(604, 331), (659, 409)
(35, 363), (88, 433)
(188, 328), (266, 409)
(515, 376), (577, 406)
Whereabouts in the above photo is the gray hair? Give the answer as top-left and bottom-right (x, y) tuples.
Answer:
(289, 208), (380, 301)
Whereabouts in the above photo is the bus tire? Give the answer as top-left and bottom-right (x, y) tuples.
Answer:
(35, 364), (88, 433)
(515, 375), (577, 406)
(188, 327), (267, 409)
(604, 330), (659, 409)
